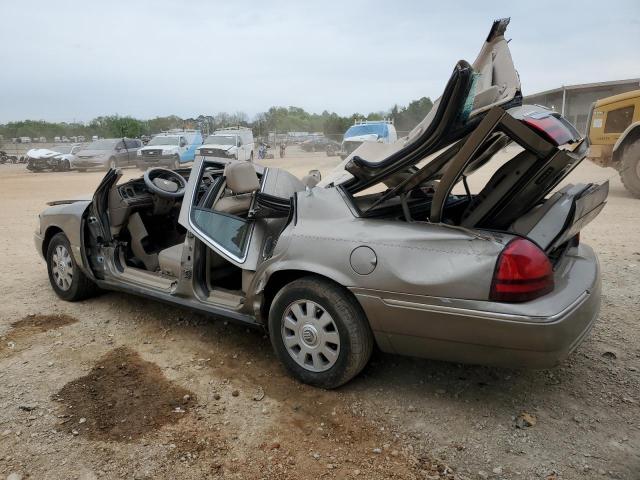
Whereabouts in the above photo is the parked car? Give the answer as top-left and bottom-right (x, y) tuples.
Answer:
(34, 19), (606, 389)
(196, 127), (255, 162)
(136, 130), (203, 170)
(300, 136), (340, 154)
(72, 138), (142, 171)
(26, 144), (83, 172)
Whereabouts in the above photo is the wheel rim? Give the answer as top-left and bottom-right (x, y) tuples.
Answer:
(281, 299), (340, 372)
(51, 244), (73, 291)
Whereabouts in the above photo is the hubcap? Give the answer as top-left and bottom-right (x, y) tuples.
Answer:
(51, 244), (73, 291)
(281, 300), (340, 372)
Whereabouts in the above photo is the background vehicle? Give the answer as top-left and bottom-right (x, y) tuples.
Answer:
(587, 89), (640, 197)
(136, 130), (203, 170)
(26, 143), (83, 172)
(340, 119), (397, 158)
(72, 138), (141, 171)
(300, 136), (339, 153)
(196, 127), (255, 162)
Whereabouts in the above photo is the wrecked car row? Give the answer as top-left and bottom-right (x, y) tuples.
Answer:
(35, 19), (607, 388)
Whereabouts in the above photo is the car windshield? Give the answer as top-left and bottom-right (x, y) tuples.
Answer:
(344, 124), (388, 139)
(85, 139), (119, 150)
(205, 135), (236, 146)
(148, 136), (181, 146)
(52, 145), (73, 154)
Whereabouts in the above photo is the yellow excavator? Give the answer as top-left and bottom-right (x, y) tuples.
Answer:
(587, 89), (640, 197)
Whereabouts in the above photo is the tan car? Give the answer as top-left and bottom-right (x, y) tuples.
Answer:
(35, 19), (607, 388)
(587, 89), (640, 197)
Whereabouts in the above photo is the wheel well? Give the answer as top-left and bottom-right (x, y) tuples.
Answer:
(614, 127), (640, 163)
(42, 226), (63, 257)
(260, 269), (364, 324)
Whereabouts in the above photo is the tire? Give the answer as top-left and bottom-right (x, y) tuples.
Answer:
(268, 276), (374, 389)
(46, 232), (98, 301)
(63, 160), (70, 171)
(620, 141), (640, 198)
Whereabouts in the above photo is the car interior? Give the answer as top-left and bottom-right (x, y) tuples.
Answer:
(105, 161), (266, 305)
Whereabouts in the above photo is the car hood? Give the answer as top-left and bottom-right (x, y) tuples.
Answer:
(76, 149), (110, 157)
(140, 145), (178, 151)
(343, 134), (379, 143)
(198, 144), (236, 151)
(27, 148), (61, 159)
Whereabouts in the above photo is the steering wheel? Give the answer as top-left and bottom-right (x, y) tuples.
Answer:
(143, 167), (187, 198)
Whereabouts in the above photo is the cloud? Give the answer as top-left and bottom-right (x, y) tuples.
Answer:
(0, 0), (638, 122)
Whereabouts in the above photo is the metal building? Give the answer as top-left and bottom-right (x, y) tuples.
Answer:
(524, 78), (640, 134)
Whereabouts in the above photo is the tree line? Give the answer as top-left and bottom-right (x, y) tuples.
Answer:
(0, 97), (433, 143)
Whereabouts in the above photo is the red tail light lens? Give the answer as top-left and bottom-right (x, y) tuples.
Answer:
(490, 238), (554, 303)
(521, 114), (579, 146)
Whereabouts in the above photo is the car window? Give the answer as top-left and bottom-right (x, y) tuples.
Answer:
(604, 106), (634, 134)
(116, 141), (125, 150)
(191, 208), (251, 258)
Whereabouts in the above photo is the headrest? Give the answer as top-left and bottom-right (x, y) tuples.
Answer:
(224, 161), (260, 194)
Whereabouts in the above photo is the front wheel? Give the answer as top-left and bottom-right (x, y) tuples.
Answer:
(46, 232), (98, 301)
(268, 276), (374, 388)
(620, 141), (640, 198)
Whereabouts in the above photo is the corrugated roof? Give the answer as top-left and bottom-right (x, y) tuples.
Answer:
(525, 78), (640, 98)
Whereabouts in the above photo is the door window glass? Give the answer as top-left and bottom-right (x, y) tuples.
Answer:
(191, 208), (250, 258)
(604, 106), (634, 134)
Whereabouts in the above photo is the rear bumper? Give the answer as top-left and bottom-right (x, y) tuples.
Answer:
(353, 245), (601, 369)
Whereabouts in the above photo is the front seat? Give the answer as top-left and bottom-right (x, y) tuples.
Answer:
(215, 162), (260, 215)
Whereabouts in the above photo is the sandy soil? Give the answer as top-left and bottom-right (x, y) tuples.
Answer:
(0, 148), (638, 480)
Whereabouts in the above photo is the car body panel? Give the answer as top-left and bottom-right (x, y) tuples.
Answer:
(34, 19), (604, 375)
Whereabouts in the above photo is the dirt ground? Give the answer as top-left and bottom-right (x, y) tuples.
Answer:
(0, 147), (638, 480)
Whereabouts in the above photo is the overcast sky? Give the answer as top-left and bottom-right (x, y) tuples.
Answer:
(1, 0), (638, 123)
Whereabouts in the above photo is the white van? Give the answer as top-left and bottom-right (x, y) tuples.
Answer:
(196, 127), (255, 162)
(341, 119), (398, 158)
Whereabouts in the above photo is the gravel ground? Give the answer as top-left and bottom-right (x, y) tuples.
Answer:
(0, 148), (638, 480)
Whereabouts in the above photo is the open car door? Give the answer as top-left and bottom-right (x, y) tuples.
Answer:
(177, 157), (265, 270)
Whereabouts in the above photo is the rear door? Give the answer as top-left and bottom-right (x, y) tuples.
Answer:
(177, 157), (265, 269)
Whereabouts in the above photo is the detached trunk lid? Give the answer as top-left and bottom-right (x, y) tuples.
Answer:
(511, 181), (609, 252)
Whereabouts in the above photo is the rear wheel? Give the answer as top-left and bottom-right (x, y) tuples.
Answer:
(620, 141), (640, 198)
(268, 276), (373, 388)
(46, 232), (98, 301)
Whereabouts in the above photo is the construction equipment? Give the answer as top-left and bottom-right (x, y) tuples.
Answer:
(587, 89), (640, 197)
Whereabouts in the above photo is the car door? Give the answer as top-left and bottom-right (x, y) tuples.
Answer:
(236, 136), (246, 161)
(177, 157), (264, 269)
(114, 140), (127, 166)
(126, 139), (140, 165)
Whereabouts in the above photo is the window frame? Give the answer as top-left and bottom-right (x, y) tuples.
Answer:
(186, 160), (266, 264)
(604, 105), (634, 134)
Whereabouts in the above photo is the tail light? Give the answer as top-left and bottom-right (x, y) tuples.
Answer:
(490, 238), (554, 302)
(520, 111), (580, 146)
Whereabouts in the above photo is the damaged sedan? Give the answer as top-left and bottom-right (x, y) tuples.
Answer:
(34, 19), (607, 388)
